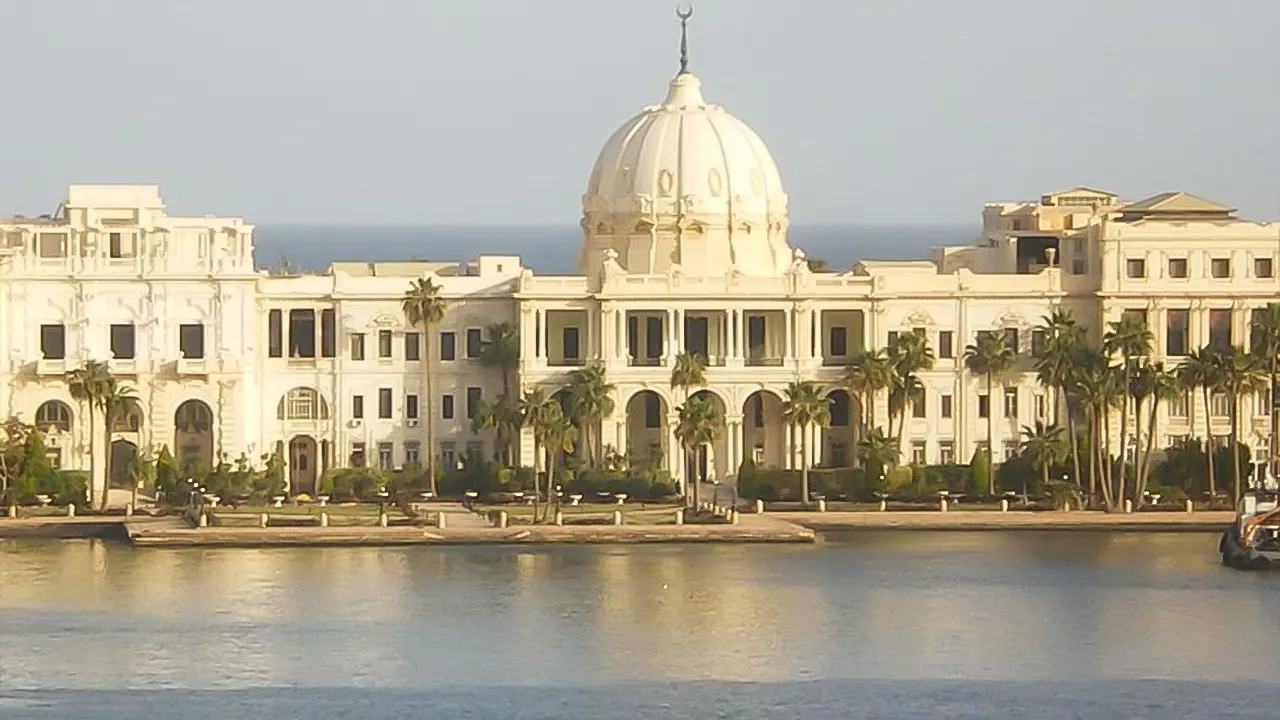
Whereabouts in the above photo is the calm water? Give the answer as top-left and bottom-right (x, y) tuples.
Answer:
(1, 532), (1278, 719)
(252, 223), (975, 273)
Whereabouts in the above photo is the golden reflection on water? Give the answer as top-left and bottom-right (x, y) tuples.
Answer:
(2, 533), (1278, 689)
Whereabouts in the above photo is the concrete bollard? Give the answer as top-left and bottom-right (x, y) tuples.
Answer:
(613, 510), (623, 526)
(879, 499), (887, 512)
(817, 499), (827, 513)
(436, 513), (447, 529)
(197, 511), (208, 528)
(320, 512), (329, 527)
(66, 504), (76, 518)
(1124, 499), (1133, 514)
(378, 513), (389, 528)
(939, 498), (948, 513)
(259, 513), (269, 528)
(729, 510), (740, 525)
(6, 505), (15, 519)
(1063, 501), (1071, 512)
(554, 510), (564, 526)
(125, 503), (134, 517)
(1000, 499), (1009, 513)
(497, 511), (508, 529)
(674, 509), (684, 525)
(1185, 498), (1194, 514)
(755, 499), (765, 514)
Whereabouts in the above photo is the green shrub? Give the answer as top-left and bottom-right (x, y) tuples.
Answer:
(968, 449), (990, 496)
(38, 470), (89, 507)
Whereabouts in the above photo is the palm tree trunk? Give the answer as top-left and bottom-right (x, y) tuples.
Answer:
(1137, 401), (1159, 506)
(688, 443), (700, 508)
(1102, 406), (1117, 510)
(1202, 387), (1216, 497)
(1229, 394), (1241, 502)
(1117, 368), (1131, 509)
(1087, 411), (1100, 505)
(544, 454), (556, 523)
(87, 405), (98, 510)
(986, 374), (996, 495)
(100, 423), (112, 511)
(800, 424), (810, 505)
(425, 325), (438, 495)
(531, 440), (541, 523)
(1066, 397), (1083, 490)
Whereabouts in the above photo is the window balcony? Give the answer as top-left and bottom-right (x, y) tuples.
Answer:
(176, 357), (211, 376)
(36, 357), (71, 376)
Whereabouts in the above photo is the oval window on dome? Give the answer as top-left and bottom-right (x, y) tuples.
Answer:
(708, 169), (723, 197)
(749, 168), (765, 196)
(658, 169), (674, 197)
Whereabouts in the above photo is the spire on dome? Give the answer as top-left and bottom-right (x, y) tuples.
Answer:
(676, 5), (694, 74)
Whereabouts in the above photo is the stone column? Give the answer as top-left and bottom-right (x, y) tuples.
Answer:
(784, 423), (795, 470)
(665, 308), (677, 364)
(519, 306), (535, 363)
(813, 308), (824, 361)
(784, 306), (794, 360)
(666, 411), (682, 481)
(536, 308), (547, 361)
(675, 308), (685, 357)
(600, 303), (614, 365)
(585, 304), (597, 361)
(728, 417), (744, 477)
(735, 309), (746, 359)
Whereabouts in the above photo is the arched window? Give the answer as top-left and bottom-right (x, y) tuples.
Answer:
(175, 400), (213, 433)
(277, 388), (330, 420)
(35, 401), (73, 433)
(110, 405), (143, 432)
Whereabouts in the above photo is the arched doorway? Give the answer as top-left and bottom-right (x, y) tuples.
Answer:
(34, 400), (74, 469)
(742, 390), (785, 467)
(825, 390), (855, 467)
(289, 435), (319, 496)
(174, 400), (214, 474)
(625, 390), (669, 472)
(109, 439), (139, 488)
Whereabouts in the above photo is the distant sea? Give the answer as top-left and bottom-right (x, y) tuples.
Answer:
(252, 224), (977, 274)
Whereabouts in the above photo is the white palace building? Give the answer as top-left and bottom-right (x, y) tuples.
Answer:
(2, 37), (1278, 501)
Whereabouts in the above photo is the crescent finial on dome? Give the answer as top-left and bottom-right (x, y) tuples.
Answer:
(676, 5), (694, 74)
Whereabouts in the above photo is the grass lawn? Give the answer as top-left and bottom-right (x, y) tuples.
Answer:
(211, 504), (390, 517)
(477, 503), (680, 517)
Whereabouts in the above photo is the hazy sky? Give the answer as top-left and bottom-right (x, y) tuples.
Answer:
(2, 0), (1277, 225)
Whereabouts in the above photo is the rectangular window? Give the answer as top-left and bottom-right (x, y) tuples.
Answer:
(1166, 309), (1189, 356)
(1168, 258), (1188, 279)
(1256, 257), (1275, 279)
(319, 309), (336, 357)
(179, 323), (205, 359)
(1126, 258), (1146, 279)
(1169, 391), (1189, 418)
(108, 232), (125, 259)
(466, 387), (482, 420)
(1002, 328), (1019, 352)
(288, 309), (316, 358)
(646, 316), (664, 359)
(441, 394), (455, 420)
(268, 310), (283, 358)
(1208, 309), (1232, 350)
(1031, 329), (1046, 358)
(406, 394), (419, 420)
(350, 333), (366, 360)
(378, 442), (394, 471)
(378, 388), (392, 419)
(109, 324), (136, 359)
(440, 332), (456, 361)
(911, 441), (927, 465)
(352, 395), (364, 419)
(910, 388), (926, 418)
(350, 443), (367, 468)
(940, 394), (953, 419)
(404, 332), (421, 361)
(1210, 392), (1229, 417)
(938, 331), (954, 359)
(440, 442), (456, 471)
(405, 442), (420, 466)
(1035, 394), (1047, 419)
(466, 328), (482, 358)
(466, 441), (483, 465)
(746, 315), (765, 356)
(1004, 387), (1019, 418)
(1210, 258), (1231, 279)
(939, 441), (955, 465)
(378, 330), (393, 359)
(1254, 389), (1271, 417)
(887, 330), (899, 347)
(978, 394), (990, 419)
(829, 326), (848, 356)
(37, 233), (67, 258)
(563, 326), (580, 361)
(39, 324), (67, 360)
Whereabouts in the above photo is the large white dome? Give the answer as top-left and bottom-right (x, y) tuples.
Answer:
(580, 72), (792, 277)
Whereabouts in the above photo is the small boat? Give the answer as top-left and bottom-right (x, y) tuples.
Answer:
(1220, 490), (1280, 570)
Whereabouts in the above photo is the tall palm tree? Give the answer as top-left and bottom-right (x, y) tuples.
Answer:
(565, 363), (615, 468)
(1177, 346), (1223, 497)
(1102, 313), (1154, 505)
(125, 448), (155, 511)
(518, 388), (559, 519)
(478, 322), (520, 399)
(855, 427), (898, 481)
(1215, 347), (1268, 500)
(1130, 361), (1179, 506)
(99, 378), (140, 510)
(1034, 310), (1087, 488)
(65, 360), (113, 509)
(886, 332), (934, 450)
(841, 348), (893, 450)
(401, 278), (447, 494)
(669, 352), (707, 490)
(1019, 421), (1068, 490)
(534, 405), (576, 523)
(674, 394), (724, 508)
(1072, 350), (1123, 509)
(963, 332), (1017, 493)
(470, 396), (522, 464)
(1251, 305), (1280, 481)
(782, 380), (830, 505)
